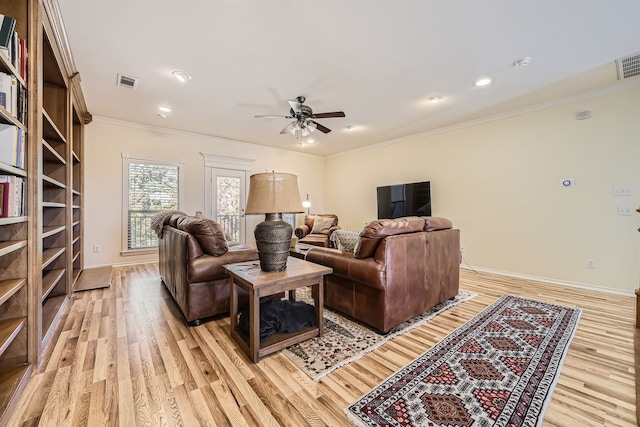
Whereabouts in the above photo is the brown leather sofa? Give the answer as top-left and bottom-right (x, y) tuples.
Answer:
(305, 216), (460, 333)
(158, 214), (260, 325)
(294, 214), (340, 247)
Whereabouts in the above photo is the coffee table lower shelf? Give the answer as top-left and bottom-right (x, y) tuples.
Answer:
(232, 325), (320, 359)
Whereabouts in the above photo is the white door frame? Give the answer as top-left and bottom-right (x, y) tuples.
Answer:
(202, 154), (255, 245)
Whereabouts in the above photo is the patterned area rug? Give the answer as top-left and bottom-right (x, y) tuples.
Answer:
(346, 295), (581, 427)
(282, 290), (476, 380)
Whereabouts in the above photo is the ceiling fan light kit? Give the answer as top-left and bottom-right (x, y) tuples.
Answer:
(256, 96), (345, 139)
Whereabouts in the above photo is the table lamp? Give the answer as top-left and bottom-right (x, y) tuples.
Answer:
(245, 172), (304, 271)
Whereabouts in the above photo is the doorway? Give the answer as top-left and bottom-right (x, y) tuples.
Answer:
(202, 154), (254, 245)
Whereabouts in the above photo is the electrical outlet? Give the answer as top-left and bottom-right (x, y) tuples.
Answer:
(93, 244), (101, 253)
(587, 259), (596, 269)
(618, 206), (633, 216)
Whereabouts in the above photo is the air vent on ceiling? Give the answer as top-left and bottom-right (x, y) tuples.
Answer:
(615, 53), (640, 80)
(116, 73), (139, 89)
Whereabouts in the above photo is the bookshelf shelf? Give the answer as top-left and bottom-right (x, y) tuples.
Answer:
(42, 175), (65, 189)
(0, 279), (25, 306)
(42, 140), (65, 165)
(41, 202), (65, 208)
(42, 225), (65, 238)
(0, 107), (24, 129)
(0, 364), (30, 417)
(41, 269), (64, 302)
(42, 295), (66, 341)
(42, 110), (66, 143)
(41, 247), (65, 270)
(0, 50), (25, 88)
(0, 217), (26, 226)
(0, 163), (26, 177)
(0, 318), (25, 357)
(0, 240), (26, 257)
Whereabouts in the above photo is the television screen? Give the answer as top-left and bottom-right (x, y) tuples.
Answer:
(377, 181), (431, 219)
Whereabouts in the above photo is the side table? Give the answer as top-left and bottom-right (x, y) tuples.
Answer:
(289, 242), (316, 259)
(224, 257), (332, 363)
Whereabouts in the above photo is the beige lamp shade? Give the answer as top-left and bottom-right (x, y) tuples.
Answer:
(245, 172), (304, 215)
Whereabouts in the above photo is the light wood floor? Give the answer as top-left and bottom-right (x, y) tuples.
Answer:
(6, 264), (636, 426)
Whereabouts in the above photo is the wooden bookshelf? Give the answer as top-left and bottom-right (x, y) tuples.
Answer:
(0, 0), (31, 420)
(0, 0), (90, 422)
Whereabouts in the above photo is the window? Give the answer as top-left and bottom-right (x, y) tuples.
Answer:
(122, 154), (183, 253)
(282, 214), (296, 234)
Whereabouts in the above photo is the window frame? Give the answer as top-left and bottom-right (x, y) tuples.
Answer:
(121, 153), (184, 255)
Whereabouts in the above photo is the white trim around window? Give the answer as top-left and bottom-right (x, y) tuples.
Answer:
(121, 153), (185, 255)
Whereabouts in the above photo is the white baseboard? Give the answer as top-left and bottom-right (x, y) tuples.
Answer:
(85, 256), (159, 269)
(461, 265), (634, 297)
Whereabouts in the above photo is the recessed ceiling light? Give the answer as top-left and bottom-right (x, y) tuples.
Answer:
(172, 71), (192, 82)
(306, 138), (315, 144)
(475, 77), (493, 87)
(427, 96), (442, 104)
(158, 106), (171, 113)
(513, 57), (532, 67)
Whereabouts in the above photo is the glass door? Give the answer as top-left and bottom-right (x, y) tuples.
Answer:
(212, 169), (246, 245)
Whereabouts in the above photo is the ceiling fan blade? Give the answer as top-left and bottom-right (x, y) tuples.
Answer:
(311, 111), (345, 119)
(311, 120), (331, 134)
(255, 114), (293, 119)
(288, 99), (302, 114)
(280, 122), (296, 134)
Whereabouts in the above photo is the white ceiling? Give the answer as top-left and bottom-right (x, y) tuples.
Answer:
(56, 0), (640, 157)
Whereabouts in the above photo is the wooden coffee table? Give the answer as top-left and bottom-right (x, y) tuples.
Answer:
(224, 256), (332, 363)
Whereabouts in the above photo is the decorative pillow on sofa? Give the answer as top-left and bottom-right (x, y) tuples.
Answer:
(310, 216), (335, 235)
(176, 216), (229, 256)
(330, 229), (361, 252)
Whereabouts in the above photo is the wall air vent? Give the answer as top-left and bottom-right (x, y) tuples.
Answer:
(116, 73), (139, 89)
(615, 53), (640, 80)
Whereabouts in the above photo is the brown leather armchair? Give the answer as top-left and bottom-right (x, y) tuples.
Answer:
(294, 214), (340, 247)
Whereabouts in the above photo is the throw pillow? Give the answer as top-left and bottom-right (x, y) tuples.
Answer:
(310, 216), (335, 235)
(330, 229), (360, 252)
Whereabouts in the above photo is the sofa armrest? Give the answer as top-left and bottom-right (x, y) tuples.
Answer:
(328, 225), (341, 235)
(295, 225), (310, 239)
(306, 247), (386, 290)
(188, 245), (259, 283)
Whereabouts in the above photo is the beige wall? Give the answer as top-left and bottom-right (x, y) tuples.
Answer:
(84, 118), (326, 267)
(84, 85), (640, 294)
(325, 86), (640, 294)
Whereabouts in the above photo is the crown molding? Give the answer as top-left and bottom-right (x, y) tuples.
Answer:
(92, 116), (325, 160)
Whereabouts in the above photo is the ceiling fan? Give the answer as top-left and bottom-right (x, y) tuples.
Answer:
(255, 96), (345, 138)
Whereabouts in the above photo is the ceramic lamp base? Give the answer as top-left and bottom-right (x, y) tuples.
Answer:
(254, 213), (292, 272)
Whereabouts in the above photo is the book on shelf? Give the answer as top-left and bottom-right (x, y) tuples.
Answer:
(19, 37), (27, 82)
(0, 71), (25, 123)
(0, 32), (28, 82)
(0, 15), (16, 50)
(0, 181), (7, 217)
(0, 123), (24, 169)
(0, 174), (24, 217)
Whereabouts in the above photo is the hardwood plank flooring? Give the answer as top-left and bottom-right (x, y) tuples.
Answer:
(5, 264), (636, 426)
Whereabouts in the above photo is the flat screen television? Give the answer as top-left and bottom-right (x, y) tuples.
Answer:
(377, 181), (431, 219)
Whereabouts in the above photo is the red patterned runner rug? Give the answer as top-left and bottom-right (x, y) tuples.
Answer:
(346, 295), (581, 427)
